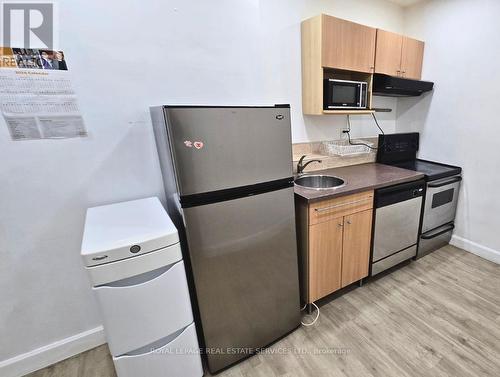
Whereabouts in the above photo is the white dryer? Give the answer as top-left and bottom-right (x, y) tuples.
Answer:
(81, 197), (202, 377)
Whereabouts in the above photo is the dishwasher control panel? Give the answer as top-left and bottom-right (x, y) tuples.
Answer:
(375, 180), (425, 208)
(412, 187), (424, 197)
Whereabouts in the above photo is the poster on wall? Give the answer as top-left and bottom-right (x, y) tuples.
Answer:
(0, 47), (87, 141)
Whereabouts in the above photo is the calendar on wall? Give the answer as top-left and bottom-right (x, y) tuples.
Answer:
(0, 47), (87, 141)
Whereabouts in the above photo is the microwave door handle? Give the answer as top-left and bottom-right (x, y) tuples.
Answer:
(358, 84), (362, 107)
(428, 176), (462, 188)
(361, 83), (368, 109)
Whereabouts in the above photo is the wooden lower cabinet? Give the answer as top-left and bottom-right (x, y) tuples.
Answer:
(309, 219), (343, 302)
(341, 210), (373, 288)
(296, 190), (374, 304)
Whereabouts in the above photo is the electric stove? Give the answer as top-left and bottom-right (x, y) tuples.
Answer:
(376, 132), (462, 258)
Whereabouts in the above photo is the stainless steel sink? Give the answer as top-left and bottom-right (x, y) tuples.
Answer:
(294, 175), (345, 190)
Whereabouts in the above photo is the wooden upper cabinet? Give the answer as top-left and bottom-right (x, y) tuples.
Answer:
(374, 29), (403, 77)
(321, 15), (376, 73)
(341, 210), (372, 288)
(301, 14), (426, 115)
(401, 36), (424, 80)
(375, 29), (424, 80)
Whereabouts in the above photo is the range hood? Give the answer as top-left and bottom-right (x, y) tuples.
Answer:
(373, 74), (434, 97)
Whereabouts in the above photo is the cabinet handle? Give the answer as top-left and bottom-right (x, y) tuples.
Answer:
(314, 198), (372, 213)
(346, 220), (352, 225)
(337, 223), (344, 227)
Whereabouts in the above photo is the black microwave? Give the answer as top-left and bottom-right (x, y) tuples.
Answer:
(323, 79), (368, 109)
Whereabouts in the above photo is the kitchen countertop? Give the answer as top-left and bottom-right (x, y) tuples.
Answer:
(294, 163), (425, 202)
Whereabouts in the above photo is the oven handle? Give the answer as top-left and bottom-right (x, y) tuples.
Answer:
(421, 224), (455, 239)
(428, 176), (462, 188)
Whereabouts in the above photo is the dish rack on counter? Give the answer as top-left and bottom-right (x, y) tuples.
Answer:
(320, 139), (374, 157)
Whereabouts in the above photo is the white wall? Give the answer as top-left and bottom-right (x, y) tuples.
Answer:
(397, 0), (500, 258)
(0, 0), (405, 374)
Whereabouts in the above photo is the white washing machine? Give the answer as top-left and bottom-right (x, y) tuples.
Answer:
(81, 197), (203, 377)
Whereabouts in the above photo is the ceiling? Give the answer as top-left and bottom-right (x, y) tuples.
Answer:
(387, 0), (425, 7)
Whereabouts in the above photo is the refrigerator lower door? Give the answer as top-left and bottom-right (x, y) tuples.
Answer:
(183, 187), (300, 373)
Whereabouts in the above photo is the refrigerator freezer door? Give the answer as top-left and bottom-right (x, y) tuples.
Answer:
(164, 106), (293, 196)
(183, 187), (300, 373)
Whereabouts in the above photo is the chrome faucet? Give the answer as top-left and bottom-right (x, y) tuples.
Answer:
(297, 155), (322, 175)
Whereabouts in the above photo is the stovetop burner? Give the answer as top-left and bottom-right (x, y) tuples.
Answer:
(391, 159), (461, 181)
(377, 133), (461, 181)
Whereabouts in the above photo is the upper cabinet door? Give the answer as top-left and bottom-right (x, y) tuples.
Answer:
(375, 29), (403, 77)
(401, 36), (424, 80)
(322, 15), (376, 73)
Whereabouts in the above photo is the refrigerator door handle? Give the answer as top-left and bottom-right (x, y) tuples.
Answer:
(180, 177), (293, 208)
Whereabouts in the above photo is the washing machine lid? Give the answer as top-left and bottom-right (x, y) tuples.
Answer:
(81, 197), (179, 267)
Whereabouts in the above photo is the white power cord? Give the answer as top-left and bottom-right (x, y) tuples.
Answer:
(300, 302), (320, 327)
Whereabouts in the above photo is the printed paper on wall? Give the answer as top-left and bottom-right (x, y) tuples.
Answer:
(0, 48), (87, 141)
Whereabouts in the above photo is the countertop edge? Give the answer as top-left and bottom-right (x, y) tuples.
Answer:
(294, 171), (425, 203)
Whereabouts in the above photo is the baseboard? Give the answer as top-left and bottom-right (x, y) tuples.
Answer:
(0, 326), (106, 377)
(451, 235), (500, 264)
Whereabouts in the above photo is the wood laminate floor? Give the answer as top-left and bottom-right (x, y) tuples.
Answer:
(26, 245), (500, 377)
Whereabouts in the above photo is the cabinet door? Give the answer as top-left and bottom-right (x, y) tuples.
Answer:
(375, 29), (403, 76)
(322, 15), (376, 73)
(401, 36), (424, 80)
(309, 219), (343, 302)
(341, 210), (372, 288)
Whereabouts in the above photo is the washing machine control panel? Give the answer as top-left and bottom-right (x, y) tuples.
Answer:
(130, 245), (141, 254)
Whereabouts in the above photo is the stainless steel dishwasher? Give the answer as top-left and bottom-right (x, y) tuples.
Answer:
(371, 180), (425, 276)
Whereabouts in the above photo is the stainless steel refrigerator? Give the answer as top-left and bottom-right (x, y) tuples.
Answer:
(150, 105), (301, 373)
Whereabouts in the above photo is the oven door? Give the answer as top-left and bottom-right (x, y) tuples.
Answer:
(422, 176), (462, 233)
(324, 79), (366, 109)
